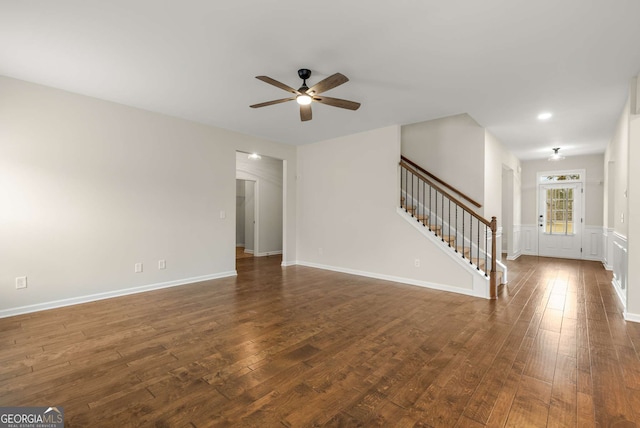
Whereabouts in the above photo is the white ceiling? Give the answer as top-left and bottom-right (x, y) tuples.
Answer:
(1, 0), (639, 160)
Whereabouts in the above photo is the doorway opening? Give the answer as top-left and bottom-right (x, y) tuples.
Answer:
(235, 151), (284, 263)
(236, 179), (256, 259)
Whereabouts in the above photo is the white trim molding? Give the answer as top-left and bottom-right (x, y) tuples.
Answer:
(518, 224), (604, 262)
(255, 250), (283, 257)
(295, 260), (487, 299)
(520, 224), (538, 256)
(506, 224), (522, 261)
(582, 225), (603, 262)
(612, 232), (628, 309)
(0, 271), (237, 319)
(624, 312), (640, 323)
(602, 227), (615, 270)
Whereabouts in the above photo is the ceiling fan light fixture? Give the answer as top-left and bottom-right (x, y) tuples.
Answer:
(548, 147), (565, 161)
(296, 94), (312, 105)
(250, 69), (360, 121)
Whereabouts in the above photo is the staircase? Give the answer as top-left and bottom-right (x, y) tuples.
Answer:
(400, 156), (502, 299)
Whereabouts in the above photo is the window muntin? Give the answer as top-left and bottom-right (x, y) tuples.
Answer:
(545, 187), (575, 235)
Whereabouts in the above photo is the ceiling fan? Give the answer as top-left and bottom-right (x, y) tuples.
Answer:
(250, 69), (361, 122)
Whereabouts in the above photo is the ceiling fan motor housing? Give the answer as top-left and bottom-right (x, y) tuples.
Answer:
(298, 69), (311, 80)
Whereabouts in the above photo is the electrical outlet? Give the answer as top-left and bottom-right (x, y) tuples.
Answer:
(220, 210), (226, 219)
(134, 263), (143, 273)
(318, 247), (323, 255)
(15, 276), (27, 289)
(414, 259), (420, 268)
(158, 259), (166, 269)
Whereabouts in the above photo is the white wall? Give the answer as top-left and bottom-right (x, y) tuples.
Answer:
(606, 98), (630, 238)
(236, 152), (283, 255)
(521, 154), (604, 226)
(0, 75), (297, 315)
(401, 114), (486, 214)
(483, 132), (504, 223)
(297, 125), (478, 294)
(518, 154), (604, 263)
(603, 98), (630, 273)
(627, 109), (640, 319)
(603, 76), (640, 321)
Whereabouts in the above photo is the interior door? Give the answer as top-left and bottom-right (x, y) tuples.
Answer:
(538, 183), (582, 259)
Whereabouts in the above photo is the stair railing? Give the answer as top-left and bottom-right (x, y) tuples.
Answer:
(400, 158), (498, 299)
(401, 155), (482, 208)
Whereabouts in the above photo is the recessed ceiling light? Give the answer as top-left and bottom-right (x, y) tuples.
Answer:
(248, 153), (261, 160)
(537, 112), (553, 121)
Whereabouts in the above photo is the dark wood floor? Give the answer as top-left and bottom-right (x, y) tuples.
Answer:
(1, 255), (640, 427)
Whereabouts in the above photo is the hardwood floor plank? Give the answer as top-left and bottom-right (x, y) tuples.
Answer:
(547, 353), (577, 427)
(504, 375), (552, 427)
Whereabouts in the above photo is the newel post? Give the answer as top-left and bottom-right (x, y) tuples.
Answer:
(490, 216), (497, 299)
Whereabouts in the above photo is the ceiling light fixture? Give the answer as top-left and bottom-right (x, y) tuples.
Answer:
(537, 112), (553, 121)
(296, 94), (312, 105)
(548, 147), (565, 161)
(248, 153), (261, 160)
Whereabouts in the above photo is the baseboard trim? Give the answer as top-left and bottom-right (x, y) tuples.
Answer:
(612, 278), (627, 308)
(296, 260), (484, 299)
(624, 312), (640, 324)
(506, 252), (522, 261)
(0, 271), (237, 319)
(244, 249), (254, 254)
(255, 250), (283, 257)
(281, 260), (297, 267)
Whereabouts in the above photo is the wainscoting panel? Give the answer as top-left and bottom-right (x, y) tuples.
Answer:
(507, 224), (522, 260)
(603, 228), (615, 270)
(583, 225), (603, 261)
(518, 224), (603, 262)
(521, 225), (538, 256)
(612, 232), (628, 308)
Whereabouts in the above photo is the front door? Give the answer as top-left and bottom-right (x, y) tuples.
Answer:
(538, 182), (582, 259)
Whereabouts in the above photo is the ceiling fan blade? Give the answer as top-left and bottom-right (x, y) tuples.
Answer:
(307, 73), (349, 95)
(255, 76), (300, 95)
(313, 96), (361, 111)
(300, 104), (312, 121)
(250, 97), (296, 108)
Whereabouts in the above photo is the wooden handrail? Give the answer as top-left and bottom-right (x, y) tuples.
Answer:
(400, 161), (491, 227)
(401, 155), (482, 208)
